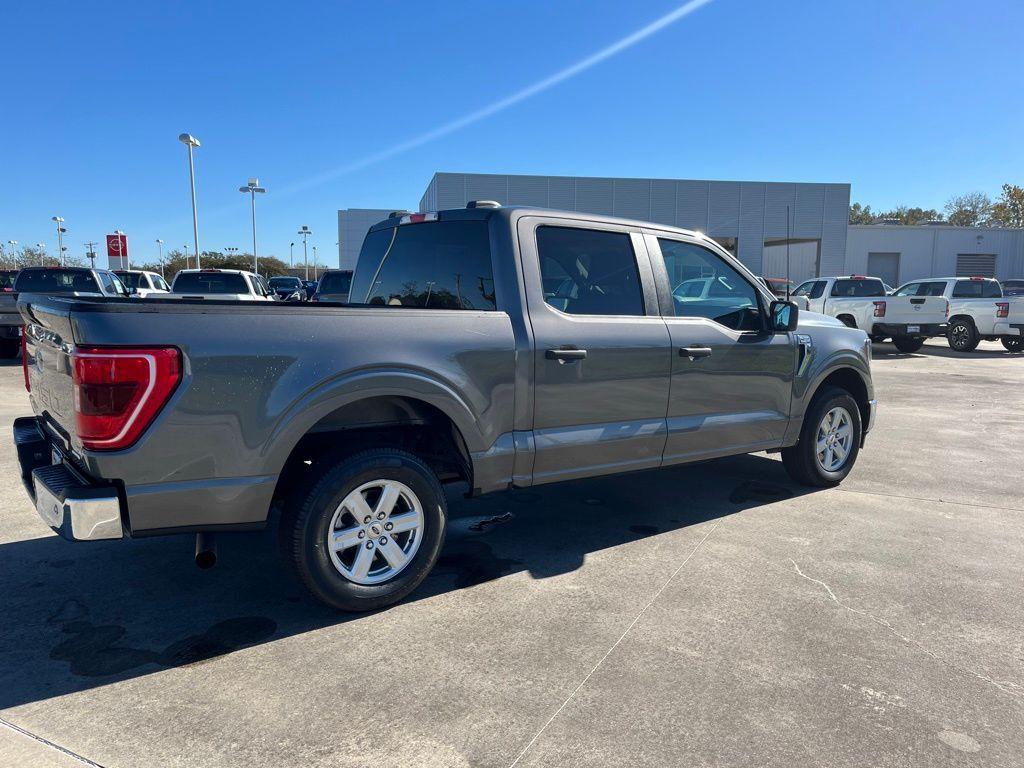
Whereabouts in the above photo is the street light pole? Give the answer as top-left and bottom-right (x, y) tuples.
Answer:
(297, 226), (312, 281)
(51, 216), (65, 266)
(178, 133), (201, 269)
(290, 242), (295, 270)
(155, 239), (164, 277)
(6, 240), (16, 266)
(313, 245), (319, 280)
(36, 243), (45, 266)
(239, 178), (266, 275)
(183, 244), (190, 268)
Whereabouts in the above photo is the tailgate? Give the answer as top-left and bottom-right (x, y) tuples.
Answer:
(0, 292), (20, 327)
(19, 295), (80, 445)
(882, 296), (947, 324)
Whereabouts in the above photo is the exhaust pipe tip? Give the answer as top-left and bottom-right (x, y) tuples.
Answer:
(195, 532), (217, 569)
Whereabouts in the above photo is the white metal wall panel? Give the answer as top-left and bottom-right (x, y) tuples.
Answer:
(738, 183), (766, 274)
(507, 175), (549, 207)
(708, 182), (741, 236)
(465, 174), (508, 206)
(794, 184), (824, 237)
(763, 241), (819, 283)
(867, 252), (901, 286)
(613, 179), (651, 221)
(548, 177), (575, 210)
(434, 173), (468, 210)
(575, 177), (615, 216)
(649, 180), (676, 226)
(763, 184), (797, 240)
(675, 181), (708, 232)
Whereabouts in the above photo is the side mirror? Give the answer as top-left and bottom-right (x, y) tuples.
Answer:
(770, 300), (799, 332)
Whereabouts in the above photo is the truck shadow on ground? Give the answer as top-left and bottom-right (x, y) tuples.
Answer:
(0, 451), (815, 710)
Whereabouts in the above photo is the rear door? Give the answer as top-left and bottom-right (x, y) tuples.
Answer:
(646, 234), (796, 463)
(518, 217), (671, 484)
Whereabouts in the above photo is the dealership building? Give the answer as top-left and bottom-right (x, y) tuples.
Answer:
(338, 172), (1024, 285)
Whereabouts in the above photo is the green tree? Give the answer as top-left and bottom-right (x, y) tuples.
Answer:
(875, 206), (943, 226)
(989, 184), (1024, 228)
(944, 192), (992, 227)
(848, 202), (876, 224)
(0, 246), (77, 270)
(136, 250), (291, 284)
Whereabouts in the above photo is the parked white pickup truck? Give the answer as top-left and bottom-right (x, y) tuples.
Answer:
(893, 276), (1024, 352)
(169, 268), (275, 301)
(793, 276), (948, 353)
(114, 269), (171, 298)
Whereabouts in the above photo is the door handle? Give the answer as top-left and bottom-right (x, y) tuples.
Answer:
(679, 345), (712, 360)
(546, 348), (587, 361)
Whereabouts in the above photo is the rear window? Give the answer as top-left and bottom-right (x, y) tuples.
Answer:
(172, 272), (249, 294)
(15, 268), (100, 293)
(350, 221), (495, 310)
(114, 271), (144, 289)
(952, 279), (1001, 298)
(318, 271), (353, 294)
(831, 278), (885, 297)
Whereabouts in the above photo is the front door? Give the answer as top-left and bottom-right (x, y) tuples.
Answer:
(645, 234), (796, 464)
(518, 218), (671, 484)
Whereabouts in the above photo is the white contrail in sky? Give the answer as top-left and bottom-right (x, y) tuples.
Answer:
(274, 0), (717, 199)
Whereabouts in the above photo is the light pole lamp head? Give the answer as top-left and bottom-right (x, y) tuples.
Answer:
(52, 216), (64, 223)
(156, 239), (163, 244)
(178, 133), (201, 148)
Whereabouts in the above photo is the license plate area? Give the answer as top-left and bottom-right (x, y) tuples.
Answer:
(907, 325), (920, 334)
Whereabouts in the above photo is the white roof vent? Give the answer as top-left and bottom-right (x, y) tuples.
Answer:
(467, 200), (501, 209)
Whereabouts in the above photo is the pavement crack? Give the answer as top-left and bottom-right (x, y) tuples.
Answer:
(788, 558), (1023, 704)
(507, 523), (720, 767)
(0, 715), (107, 767)
(834, 487), (1024, 514)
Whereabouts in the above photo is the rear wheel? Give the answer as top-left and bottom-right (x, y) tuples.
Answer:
(893, 337), (925, 353)
(0, 339), (19, 359)
(280, 448), (447, 611)
(1002, 337), (1024, 353)
(782, 386), (862, 487)
(947, 319), (980, 352)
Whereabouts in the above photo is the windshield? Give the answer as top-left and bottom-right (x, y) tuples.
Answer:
(115, 271), (144, 289)
(15, 268), (100, 293)
(318, 271), (353, 294)
(268, 277), (301, 288)
(172, 272), (249, 294)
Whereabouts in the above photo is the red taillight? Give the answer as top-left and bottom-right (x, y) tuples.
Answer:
(996, 302), (1009, 318)
(873, 301), (886, 317)
(71, 346), (181, 451)
(21, 327), (29, 392)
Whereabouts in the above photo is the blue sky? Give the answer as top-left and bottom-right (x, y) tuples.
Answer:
(4, 0), (1021, 268)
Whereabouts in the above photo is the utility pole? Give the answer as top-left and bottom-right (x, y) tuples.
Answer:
(84, 241), (98, 269)
(239, 178), (266, 275)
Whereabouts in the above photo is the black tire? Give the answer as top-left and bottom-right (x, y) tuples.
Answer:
(893, 337), (925, 353)
(1002, 337), (1024, 353)
(947, 319), (980, 352)
(782, 385), (862, 488)
(280, 448), (447, 611)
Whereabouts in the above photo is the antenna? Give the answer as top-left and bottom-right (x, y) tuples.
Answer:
(785, 204), (791, 301)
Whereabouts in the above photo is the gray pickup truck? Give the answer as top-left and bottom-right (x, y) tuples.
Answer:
(14, 204), (876, 610)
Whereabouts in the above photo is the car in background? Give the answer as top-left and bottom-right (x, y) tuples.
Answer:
(114, 269), (171, 297)
(1000, 279), (1024, 297)
(893, 276), (1024, 352)
(312, 269), (353, 302)
(302, 280), (318, 299)
(0, 270), (21, 358)
(15, 266), (130, 298)
(267, 275), (307, 301)
(168, 268), (274, 301)
(793, 275), (948, 352)
(757, 277), (810, 311)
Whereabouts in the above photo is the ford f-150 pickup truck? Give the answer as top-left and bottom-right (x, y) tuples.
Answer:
(14, 205), (877, 611)
(892, 276), (1024, 353)
(792, 275), (948, 352)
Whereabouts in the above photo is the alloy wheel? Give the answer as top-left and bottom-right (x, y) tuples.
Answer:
(815, 407), (854, 473)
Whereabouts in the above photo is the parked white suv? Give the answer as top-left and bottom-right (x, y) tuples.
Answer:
(169, 269), (275, 301)
(793, 275), (948, 353)
(893, 277), (1024, 353)
(114, 269), (171, 298)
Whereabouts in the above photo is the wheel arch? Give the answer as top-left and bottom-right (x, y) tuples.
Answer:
(807, 366), (871, 432)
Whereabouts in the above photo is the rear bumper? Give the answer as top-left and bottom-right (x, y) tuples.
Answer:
(871, 322), (945, 338)
(996, 322), (1023, 336)
(13, 417), (124, 541)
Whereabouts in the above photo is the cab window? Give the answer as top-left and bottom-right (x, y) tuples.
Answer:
(537, 226), (644, 316)
(659, 239), (761, 331)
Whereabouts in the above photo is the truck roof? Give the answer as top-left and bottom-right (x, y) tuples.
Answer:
(175, 268), (255, 277)
(367, 205), (712, 244)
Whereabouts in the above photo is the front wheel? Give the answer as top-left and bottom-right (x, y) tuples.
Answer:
(1002, 336), (1024, 352)
(280, 448), (447, 611)
(893, 337), (925, 353)
(782, 386), (862, 487)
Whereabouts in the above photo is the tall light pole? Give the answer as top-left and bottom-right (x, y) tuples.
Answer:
(6, 240), (17, 267)
(36, 243), (45, 266)
(183, 243), (190, 268)
(114, 229), (129, 269)
(51, 216), (65, 266)
(178, 133), (201, 269)
(297, 226), (312, 281)
(239, 178), (266, 275)
(85, 241), (98, 269)
(312, 245), (319, 280)
(155, 239), (164, 277)
(289, 242), (295, 270)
